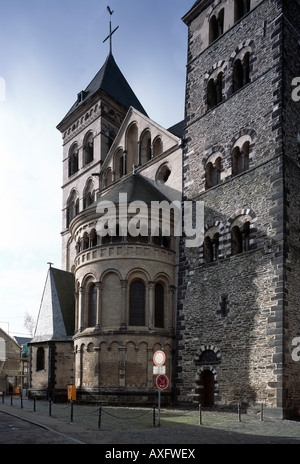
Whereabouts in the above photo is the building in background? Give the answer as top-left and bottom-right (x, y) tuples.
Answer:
(0, 328), (22, 394)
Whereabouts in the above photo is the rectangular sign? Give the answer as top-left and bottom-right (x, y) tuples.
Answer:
(153, 365), (166, 375)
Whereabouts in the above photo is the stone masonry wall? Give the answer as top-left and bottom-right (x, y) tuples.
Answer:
(177, 0), (292, 413)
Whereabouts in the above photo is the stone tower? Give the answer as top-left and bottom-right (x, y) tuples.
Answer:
(177, 0), (300, 418)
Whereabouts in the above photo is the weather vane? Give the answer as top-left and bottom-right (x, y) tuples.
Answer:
(103, 6), (119, 55)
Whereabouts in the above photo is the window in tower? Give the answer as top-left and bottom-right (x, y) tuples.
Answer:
(205, 157), (221, 189)
(129, 280), (145, 326)
(66, 190), (79, 228)
(233, 53), (250, 93)
(68, 144), (79, 177)
(203, 233), (220, 263)
(207, 73), (223, 109)
(231, 221), (250, 255)
(83, 133), (94, 165)
(209, 9), (224, 44)
(234, 0), (251, 23)
(88, 283), (97, 327)
(155, 283), (165, 328)
(232, 141), (250, 175)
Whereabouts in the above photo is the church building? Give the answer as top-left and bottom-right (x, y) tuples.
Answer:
(28, 0), (300, 418)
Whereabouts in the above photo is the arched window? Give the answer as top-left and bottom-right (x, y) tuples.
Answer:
(84, 133), (94, 165)
(209, 9), (224, 44)
(203, 233), (220, 263)
(36, 347), (45, 371)
(90, 229), (98, 248)
(207, 72), (223, 109)
(68, 144), (79, 177)
(233, 53), (250, 93)
(155, 283), (164, 328)
(82, 232), (89, 250)
(205, 157), (221, 189)
(103, 168), (112, 188)
(234, 0), (250, 23)
(153, 137), (163, 157)
(140, 130), (151, 164)
(129, 281), (145, 326)
(232, 141), (250, 175)
(126, 124), (138, 173)
(66, 190), (79, 228)
(88, 283), (97, 327)
(114, 149), (124, 180)
(231, 221), (250, 255)
(83, 179), (94, 209)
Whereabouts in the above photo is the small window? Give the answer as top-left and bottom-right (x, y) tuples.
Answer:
(232, 141), (250, 175)
(129, 281), (145, 326)
(233, 53), (250, 93)
(84, 134), (94, 165)
(204, 233), (220, 263)
(68, 145), (79, 177)
(234, 0), (250, 23)
(207, 73), (223, 109)
(205, 157), (221, 189)
(231, 221), (250, 255)
(209, 9), (224, 44)
(155, 283), (164, 328)
(36, 347), (45, 371)
(88, 283), (97, 327)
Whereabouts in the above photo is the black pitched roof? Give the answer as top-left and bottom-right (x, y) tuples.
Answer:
(57, 53), (148, 128)
(167, 120), (185, 138)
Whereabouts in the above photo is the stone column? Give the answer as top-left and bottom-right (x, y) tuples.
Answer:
(148, 281), (155, 328)
(95, 281), (102, 331)
(120, 280), (127, 330)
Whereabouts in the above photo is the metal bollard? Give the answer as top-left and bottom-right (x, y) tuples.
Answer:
(260, 403), (264, 421)
(70, 400), (74, 422)
(10, 395), (13, 406)
(2, 392), (4, 404)
(238, 403), (241, 422)
(199, 404), (202, 425)
(49, 398), (52, 416)
(33, 396), (36, 412)
(20, 395), (23, 409)
(98, 405), (102, 430)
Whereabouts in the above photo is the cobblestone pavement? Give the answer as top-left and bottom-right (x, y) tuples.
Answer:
(1, 397), (300, 445)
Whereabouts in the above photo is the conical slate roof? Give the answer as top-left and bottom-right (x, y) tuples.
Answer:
(57, 53), (148, 128)
(96, 173), (170, 206)
(30, 267), (75, 343)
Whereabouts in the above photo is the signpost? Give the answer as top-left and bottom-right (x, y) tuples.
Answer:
(153, 351), (168, 426)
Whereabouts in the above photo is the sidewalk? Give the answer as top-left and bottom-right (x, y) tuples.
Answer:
(1, 397), (300, 444)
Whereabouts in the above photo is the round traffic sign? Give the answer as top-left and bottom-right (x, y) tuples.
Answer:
(156, 374), (168, 390)
(153, 350), (166, 366)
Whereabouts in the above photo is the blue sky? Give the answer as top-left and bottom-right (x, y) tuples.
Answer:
(0, 1), (192, 337)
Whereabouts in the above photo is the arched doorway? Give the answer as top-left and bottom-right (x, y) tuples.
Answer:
(199, 370), (215, 406)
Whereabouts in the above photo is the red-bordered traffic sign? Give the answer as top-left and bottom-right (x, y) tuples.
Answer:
(156, 374), (168, 390)
(153, 350), (166, 366)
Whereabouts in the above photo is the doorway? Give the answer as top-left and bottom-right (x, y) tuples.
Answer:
(200, 370), (215, 406)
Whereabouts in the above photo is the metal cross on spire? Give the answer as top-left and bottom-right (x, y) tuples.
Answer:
(103, 6), (119, 55)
